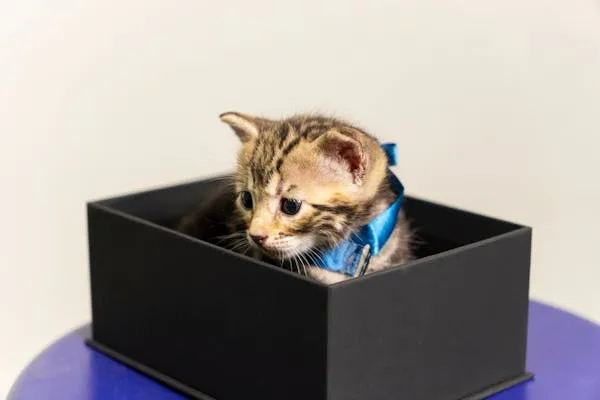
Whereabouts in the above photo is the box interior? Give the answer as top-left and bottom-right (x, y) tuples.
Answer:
(98, 175), (524, 266)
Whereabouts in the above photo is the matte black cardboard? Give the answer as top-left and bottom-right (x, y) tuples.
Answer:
(86, 176), (533, 400)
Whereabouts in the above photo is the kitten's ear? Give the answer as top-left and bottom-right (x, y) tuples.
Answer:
(219, 112), (271, 143)
(316, 130), (366, 185)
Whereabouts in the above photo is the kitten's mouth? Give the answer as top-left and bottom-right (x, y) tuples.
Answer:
(247, 235), (307, 261)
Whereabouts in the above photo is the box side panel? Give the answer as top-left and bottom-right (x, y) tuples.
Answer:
(97, 177), (226, 225)
(404, 197), (523, 247)
(88, 205), (328, 400)
(327, 229), (531, 400)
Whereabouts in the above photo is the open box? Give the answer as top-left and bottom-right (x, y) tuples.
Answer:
(86, 175), (533, 400)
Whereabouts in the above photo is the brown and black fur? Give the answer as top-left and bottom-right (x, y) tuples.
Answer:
(179, 112), (412, 284)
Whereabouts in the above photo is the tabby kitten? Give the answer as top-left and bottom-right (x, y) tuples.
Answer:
(178, 112), (412, 284)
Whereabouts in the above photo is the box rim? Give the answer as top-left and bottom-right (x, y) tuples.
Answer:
(87, 175), (221, 205)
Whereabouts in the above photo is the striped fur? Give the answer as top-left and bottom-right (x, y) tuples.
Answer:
(180, 112), (412, 284)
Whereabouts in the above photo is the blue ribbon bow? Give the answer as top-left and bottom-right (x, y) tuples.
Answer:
(314, 143), (405, 277)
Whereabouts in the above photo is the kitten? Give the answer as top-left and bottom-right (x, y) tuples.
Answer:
(178, 112), (412, 284)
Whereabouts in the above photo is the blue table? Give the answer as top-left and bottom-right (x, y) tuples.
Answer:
(9, 301), (600, 399)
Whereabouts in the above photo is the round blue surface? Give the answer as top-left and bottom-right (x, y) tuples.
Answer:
(9, 301), (600, 399)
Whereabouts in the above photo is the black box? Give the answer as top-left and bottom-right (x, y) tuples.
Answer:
(86, 176), (533, 400)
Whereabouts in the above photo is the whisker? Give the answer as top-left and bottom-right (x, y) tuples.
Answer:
(228, 237), (250, 253)
(292, 256), (300, 275)
(215, 231), (246, 243)
(297, 253), (305, 276)
(300, 253), (309, 277)
(307, 248), (325, 266)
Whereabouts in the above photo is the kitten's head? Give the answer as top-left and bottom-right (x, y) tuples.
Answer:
(221, 111), (390, 261)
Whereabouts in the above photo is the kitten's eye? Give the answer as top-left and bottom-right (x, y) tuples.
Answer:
(281, 198), (302, 215)
(240, 191), (253, 210)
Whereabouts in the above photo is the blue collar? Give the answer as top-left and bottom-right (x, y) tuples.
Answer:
(314, 143), (405, 277)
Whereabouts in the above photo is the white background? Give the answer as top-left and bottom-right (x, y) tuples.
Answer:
(1, 0), (599, 396)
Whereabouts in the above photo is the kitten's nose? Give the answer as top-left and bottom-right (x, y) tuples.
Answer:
(250, 234), (268, 245)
